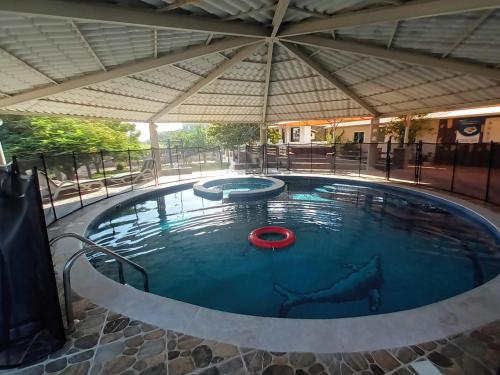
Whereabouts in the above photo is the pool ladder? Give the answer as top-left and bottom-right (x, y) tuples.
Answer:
(49, 232), (150, 331)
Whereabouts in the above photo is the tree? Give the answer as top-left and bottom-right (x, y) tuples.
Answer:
(0, 115), (143, 178)
(267, 127), (281, 144)
(207, 123), (279, 148)
(158, 125), (215, 148)
(382, 114), (432, 145)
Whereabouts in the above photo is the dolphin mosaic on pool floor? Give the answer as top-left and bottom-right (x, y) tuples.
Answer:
(3, 297), (499, 375)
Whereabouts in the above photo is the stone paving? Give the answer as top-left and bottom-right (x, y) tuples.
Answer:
(4, 296), (499, 375)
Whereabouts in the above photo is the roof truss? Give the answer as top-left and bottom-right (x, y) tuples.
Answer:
(0, 37), (259, 108)
(150, 42), (264, 121)
(0, 0), (267, 38)
(280, 42), (379, 116)
(283, 35), (500, 81)
(279, 0), (500, 37)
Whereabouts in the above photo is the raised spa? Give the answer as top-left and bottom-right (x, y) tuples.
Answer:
(193, 176), (284, 200)
(86, 177), (500, 319)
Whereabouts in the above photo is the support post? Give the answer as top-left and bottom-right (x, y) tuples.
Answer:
(100, 150), (109, 198)
(367, 117), (380, 169)
(450, 142), (459, 192)
(127, 149), (133, 191)
(485, 141), (494, 202)
(149, 121), (162, 178)
(0, 141), (6, 166)
(72, 151), (83, 208)
(40, 153), (57, 221)
(260, 123), (267, 145)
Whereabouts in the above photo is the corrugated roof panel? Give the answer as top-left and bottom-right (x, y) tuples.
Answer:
(160, 113), (263, 123)
(270, 75), (336, 96)
(269, 88), (347, 106)
(172, 104), (262, 116)
(175, 53), (226, 76)
(392, 12), (488, 57)
(0, 15), (103, 81)
(336, 22), (396, 47)
(184, 93), (263, 107)
(200, 79), (264, 95)
(132, 65), (200, 92)
(5, 100), (152, 121)
(156, 30), (213, 55)
(221, 61), (266, 81)
(292, 0), (388, 16)
(0, 50), (53, 94)
(90, 77), (182, 103)
(450, 9), (500, 65)
(77, 23), (153, 67)
(271, 58), (316, 81)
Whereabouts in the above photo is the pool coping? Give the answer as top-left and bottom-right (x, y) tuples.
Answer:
(193, 175), (285, 201)
(48, 174), (500, 353)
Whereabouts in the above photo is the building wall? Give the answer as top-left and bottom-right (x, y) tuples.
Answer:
(483, 117), (500, 142)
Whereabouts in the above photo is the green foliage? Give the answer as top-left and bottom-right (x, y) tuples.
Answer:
(158, 125), (214, 148)
(207, 123), (278, 148)
(267, 127), (281, 144)
(382, 114), (432, 144)
(0, 115), (142, 158)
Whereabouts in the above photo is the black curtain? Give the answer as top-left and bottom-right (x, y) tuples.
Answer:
(0, 163), (65, 368)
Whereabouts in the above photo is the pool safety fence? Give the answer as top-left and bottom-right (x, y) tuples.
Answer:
(13, 141), (500, 226)
(241, 141), (500, 206)
(13, 146), (229, 225)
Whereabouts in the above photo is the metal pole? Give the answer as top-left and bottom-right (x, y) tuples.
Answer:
(485, 141), (494, 202)
(40, 153), (57, 221)
(72, 152), (83, 208)
(310, 141), (313, 173)
(219, 146), (223, 172)
(386, 138), (392, 180)
(287, 143), (290, 171)
(333, 141), (337, 175)
(450, 142), (458, 192)
(358, 143), (362, 177)
(167, 139), (173, 168)
(100, 150), (109, 198)
(127, 149), (133, 191)
(175, 146), (180, 181)
(197, 147), (202, 177)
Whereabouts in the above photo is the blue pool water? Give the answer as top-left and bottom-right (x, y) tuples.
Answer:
(210, 180), (271, 197)
(86, 178), (500, 319)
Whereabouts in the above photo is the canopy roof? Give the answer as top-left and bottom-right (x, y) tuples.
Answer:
(0, 0), (499, 123)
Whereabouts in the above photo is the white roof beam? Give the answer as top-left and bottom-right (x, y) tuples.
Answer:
(0, 37), (259, 109)
(271, 0), (290, 37)
(0, 47), (57, 84)
(387, 21), (399, 49)
(280, 42), (379, 116)
(288, 6), (328, 19)
(442, 9), (494, 58)
(262, 41), (274, 123)
(150, 42), (263, 121)
(153, 28), (158, 58)
(224, 5), (276, 21)
(283, 35), (500, 81)
(0, 0), (267, 38)
(279, 0), (500, 37)
(157, 0), (202, 12)
(70, 21), (106, 71)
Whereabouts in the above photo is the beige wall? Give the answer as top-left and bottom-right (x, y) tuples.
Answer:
(417, 119), (439, 143)
(337, 125), (369, 143)
(483, 117), (500, 142)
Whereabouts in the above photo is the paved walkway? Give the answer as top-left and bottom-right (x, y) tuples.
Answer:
(4, 295), (499, 375)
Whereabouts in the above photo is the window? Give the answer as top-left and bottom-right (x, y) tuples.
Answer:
(291, 127), (300, 142)
(353, 132), (364, 143)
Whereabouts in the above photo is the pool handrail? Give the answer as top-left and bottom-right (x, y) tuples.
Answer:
(49, 232), (150, 331)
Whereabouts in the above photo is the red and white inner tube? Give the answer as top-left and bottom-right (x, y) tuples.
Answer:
(248, 226), (296, 249)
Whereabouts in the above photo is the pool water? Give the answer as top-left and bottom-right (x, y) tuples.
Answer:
(210, 180), (272, 198)
(87, 178), (500, 319)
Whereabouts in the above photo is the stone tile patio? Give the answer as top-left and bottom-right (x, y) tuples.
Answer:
(4, 296), (499, 375)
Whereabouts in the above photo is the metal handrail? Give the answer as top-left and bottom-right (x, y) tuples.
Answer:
(49, 232), (150, 331)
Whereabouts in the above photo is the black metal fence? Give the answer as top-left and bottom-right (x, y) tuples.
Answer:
(14, 141), (500, 227)
(14, 146), (229, 225)
(237, 141), (500, 205)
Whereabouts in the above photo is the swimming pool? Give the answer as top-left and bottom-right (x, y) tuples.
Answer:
(86, 177), (500, 319)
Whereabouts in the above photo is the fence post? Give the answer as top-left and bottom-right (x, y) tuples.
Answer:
(358, 143), (362, 177)
(40, 153), (57, 221)
(450, 142), (458, 192)
(100, 150), (109, 198)
(167, 139), (173, 168)
(219, 146), (223, 172)
(415, 141), (423, 184)
(72, 152), (83, 208)
(287, 143), (290, 171)
(197, 147), (202, 177)
(333, 142), (336, 175)
(386, 138), (392, 180)
(175, 146), (181, 181)
(127, 149), (133, 191)
(485, 141), (494, 202)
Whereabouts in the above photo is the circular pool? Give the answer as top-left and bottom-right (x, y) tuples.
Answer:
(193, 176), (284, 200)
(86, 177), (500, 320)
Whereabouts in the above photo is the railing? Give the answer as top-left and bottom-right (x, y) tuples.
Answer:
(13, 145), (230, 225)
(239, 141), (500, 205)
(49, 232), (150, 331)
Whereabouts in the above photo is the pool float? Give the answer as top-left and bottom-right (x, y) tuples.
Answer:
(248, 226), (295, 249)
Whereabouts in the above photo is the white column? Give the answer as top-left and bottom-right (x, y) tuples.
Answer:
(403, 114), (411, 145)
(260, 123), (267, 145)
(301, 126), (312, 143)
(367, 117), (380, 168)
(0, 141), (6, 166)
(149, 122), (162, 176)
